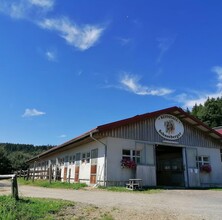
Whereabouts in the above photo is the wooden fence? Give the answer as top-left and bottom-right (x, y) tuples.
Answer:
(15, 165), (62, 183)
(0, 174), (19, 200)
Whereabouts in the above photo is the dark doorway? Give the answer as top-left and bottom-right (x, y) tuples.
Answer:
(156, 145), (184, 187)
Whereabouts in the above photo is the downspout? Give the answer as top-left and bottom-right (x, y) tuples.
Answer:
(184, 148), (190, 188)
(90, 132), (107, 187)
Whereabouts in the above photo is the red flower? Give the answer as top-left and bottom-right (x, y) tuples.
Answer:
(200, 164), (212, 173)
(121, 159), (136, 169)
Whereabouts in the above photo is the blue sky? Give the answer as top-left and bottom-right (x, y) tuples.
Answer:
(1, 0), (222, 145)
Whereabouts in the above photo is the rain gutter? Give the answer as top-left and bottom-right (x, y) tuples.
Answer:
(89, 132), (107, 187)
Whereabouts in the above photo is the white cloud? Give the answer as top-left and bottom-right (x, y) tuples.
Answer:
(176, 66), (222, 109)
(0, 0), (54, 19)
(22, 108), (46, 117)
(212, 66), (222, 90)
(120, 73), (173, 96)
(28, 0), (54, 9)
(156, 36), (176, 63)
(38, 18), (104, 50)
(45, 50), (56, 61)
(0, 0), (105, 51)
(58, 134), (67, 138)
(117, 37), (131, 46)
(0, 1), (25, 19)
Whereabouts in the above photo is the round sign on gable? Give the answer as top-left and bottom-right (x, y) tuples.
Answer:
(155, 114), (184, 140)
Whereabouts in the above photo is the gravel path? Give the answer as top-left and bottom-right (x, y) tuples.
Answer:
(1, 180), (222, 219)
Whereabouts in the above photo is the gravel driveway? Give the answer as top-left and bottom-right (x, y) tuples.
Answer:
(1, 180), (222, 220)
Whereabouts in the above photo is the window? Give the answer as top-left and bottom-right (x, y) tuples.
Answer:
(76, 153), (80, 160)
(82, 153), (86, 163)
(75, 153), (81, 165)
(122, 149), (131, 161)
(91, 148), (98, 165)
(72, 155), (76, 164)
(86, 152), (90, 163)
(196, 156), (210, 168)
(69, 156), (72, 164)
(82, 152), (90, 163)
(133, 150), (141, 163)
(122, 149), (141, 164)
(91, 149), (98, 159)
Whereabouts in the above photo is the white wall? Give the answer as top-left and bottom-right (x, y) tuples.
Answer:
(32, 140), (106, 185)
(106, 137), (136, 182)
(32, 136), (222, 187)
(197, 147), (222, 186)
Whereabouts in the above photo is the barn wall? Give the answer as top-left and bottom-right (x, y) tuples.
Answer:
(100, 118), (222, 149)
(30, 139), (107, 185)
(106, 137), (156, 186)
(105, 136), (222, 187)
(197, 147), (222, 185)
(30, 113), (222, 187)
(106, 137), (136, 182)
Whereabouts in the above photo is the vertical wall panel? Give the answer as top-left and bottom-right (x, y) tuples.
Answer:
(100, 118), (221, 149)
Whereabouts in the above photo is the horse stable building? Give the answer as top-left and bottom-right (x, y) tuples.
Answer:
(27, 106), (222, 188)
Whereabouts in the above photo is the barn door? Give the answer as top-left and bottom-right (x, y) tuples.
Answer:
(90, 165), (97, 184)
(63, 167), (67, 182)
(74, 166), (79, 182)
(90, 149), (98, 184)
(186, 148), (200, 187)
(74, 152), (81, 182)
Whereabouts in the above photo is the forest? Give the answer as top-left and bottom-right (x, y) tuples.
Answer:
(0, 143), (53, 174)
(0, 97), (222, 174)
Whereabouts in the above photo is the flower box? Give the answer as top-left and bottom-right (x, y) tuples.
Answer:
(200, 164), (212, 173)
(121, 159), (136, 169)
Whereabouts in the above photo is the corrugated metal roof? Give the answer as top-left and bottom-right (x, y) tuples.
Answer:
(214, 127), (222, 135)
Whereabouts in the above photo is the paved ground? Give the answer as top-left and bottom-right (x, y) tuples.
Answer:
(1, 179), (222, 219)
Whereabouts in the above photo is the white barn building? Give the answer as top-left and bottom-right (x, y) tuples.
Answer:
(28, 106), (222, 188)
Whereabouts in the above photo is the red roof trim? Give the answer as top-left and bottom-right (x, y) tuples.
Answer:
(96, 106), (180, 132)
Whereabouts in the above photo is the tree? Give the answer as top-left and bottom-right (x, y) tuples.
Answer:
(190, 97), (222, 128)
(0, 143), (54, 173)
(8, 151), (30, 171)
(0, 147), (12, 174)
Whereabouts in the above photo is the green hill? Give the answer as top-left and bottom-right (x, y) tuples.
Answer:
(0, 143), (54, 174)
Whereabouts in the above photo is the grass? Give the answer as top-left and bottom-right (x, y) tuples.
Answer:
(18, 178), (87, 190)
(0, 195), (73, 220)
(0, 195), (116, 220)
(210, 188), (222, 191)
(18, 178), (161, 193)
(100, 213), (115, 220)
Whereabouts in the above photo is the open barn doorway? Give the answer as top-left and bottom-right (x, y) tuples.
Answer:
(156, 145), (185, 187)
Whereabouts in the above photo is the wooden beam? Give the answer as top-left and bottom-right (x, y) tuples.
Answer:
(0, 174), (19, 200)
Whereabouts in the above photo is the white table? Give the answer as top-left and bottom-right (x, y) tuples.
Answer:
(126, 179), (142, 190)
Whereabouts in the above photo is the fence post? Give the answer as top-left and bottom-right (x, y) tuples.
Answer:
(32, 162), (36, 182)
(68, 168), (71, 183)
(54, 166), (57, 182)
(11, 175), (19, 200)
(26, 169), (30, 181)
(49, 164), (52, 184)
